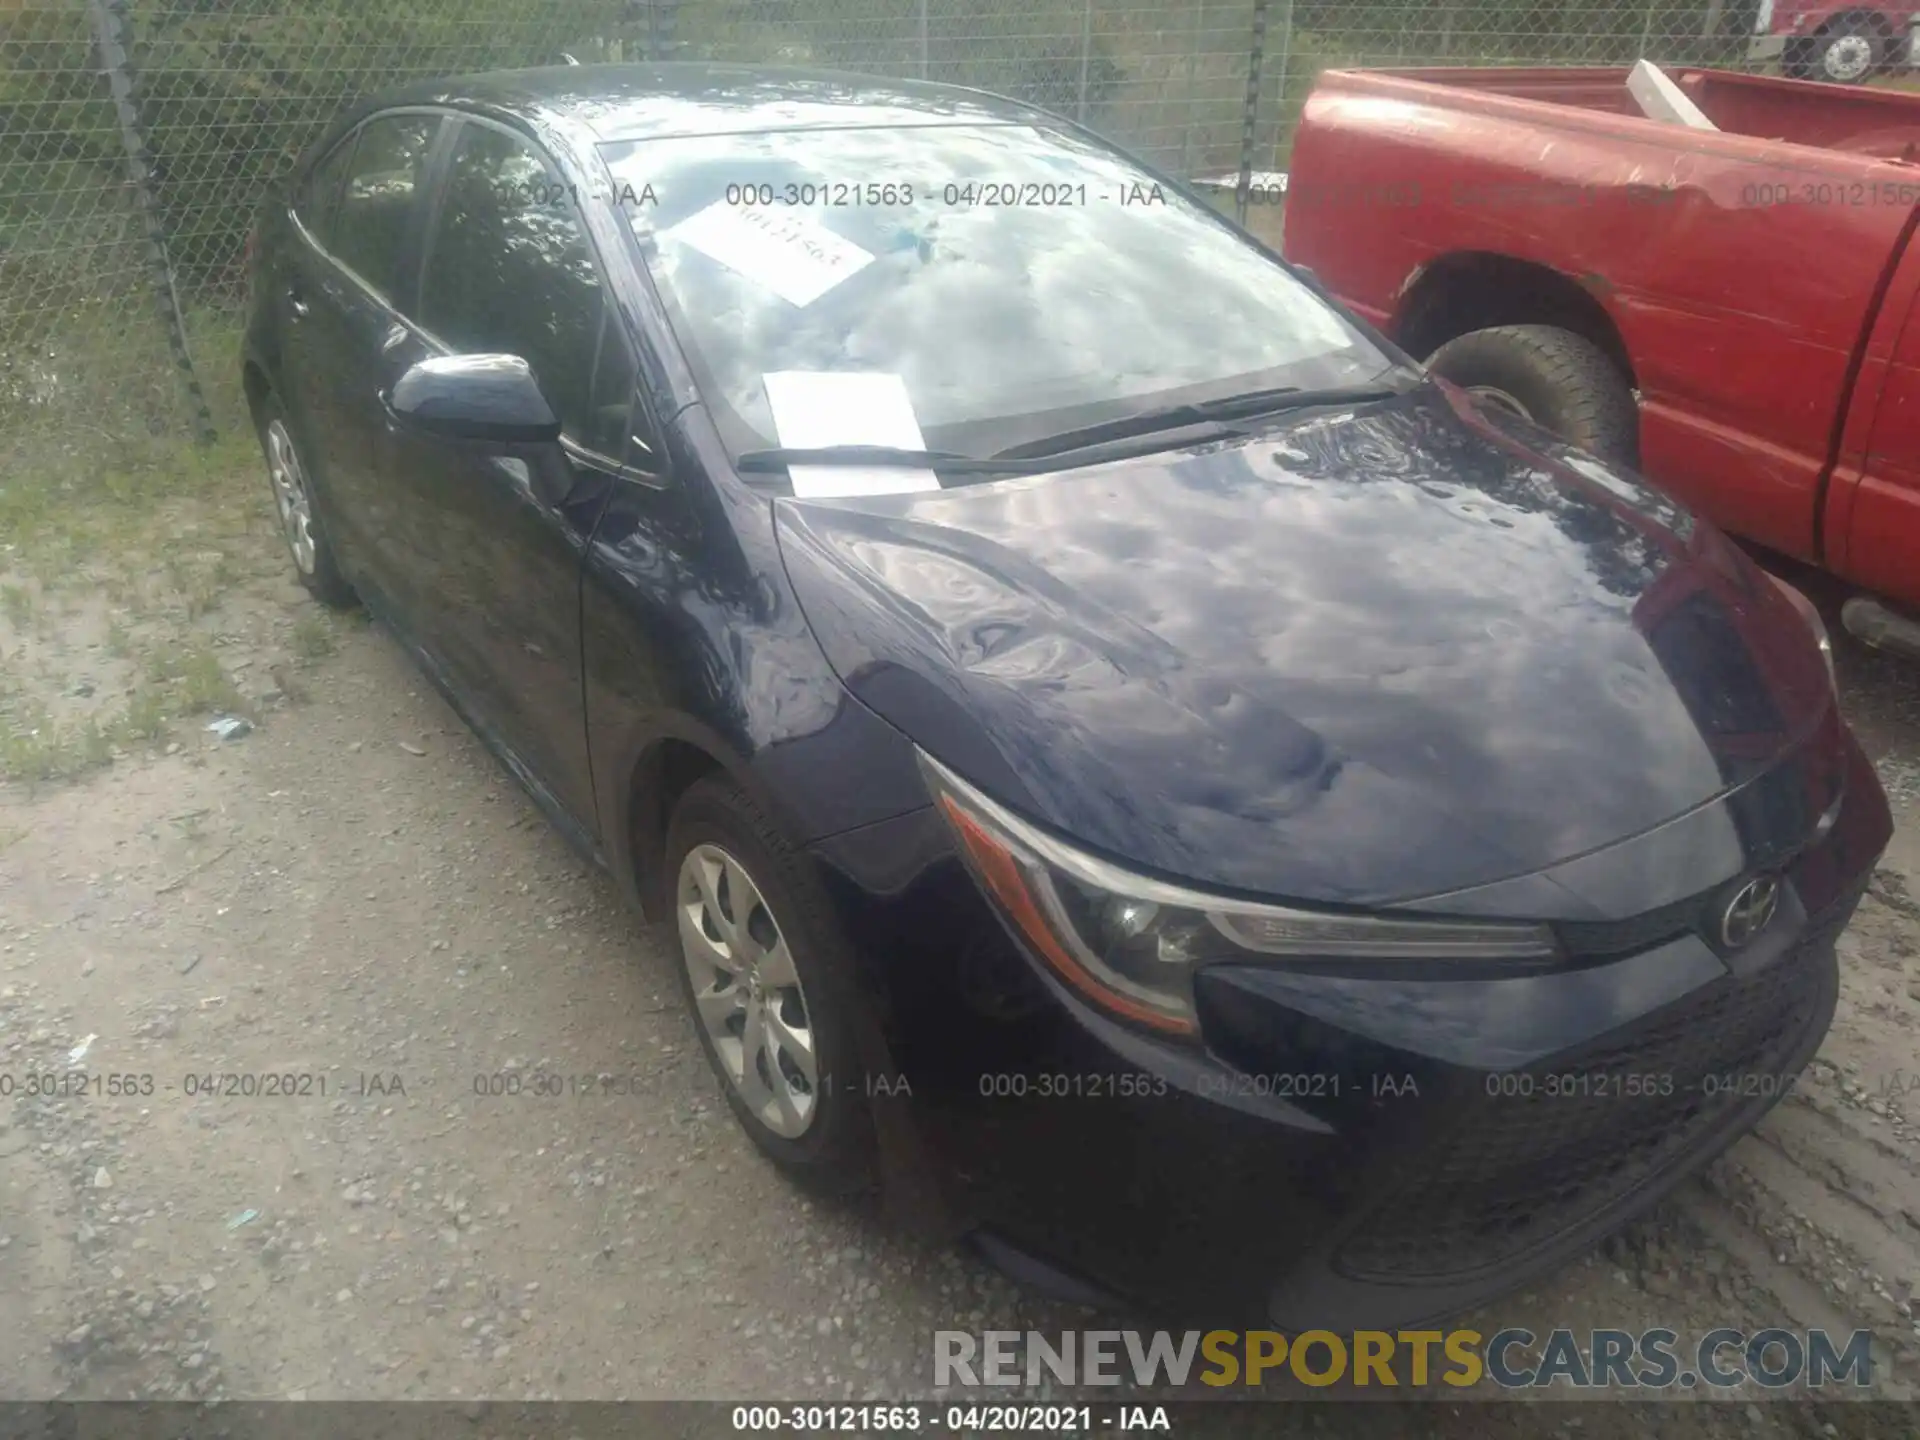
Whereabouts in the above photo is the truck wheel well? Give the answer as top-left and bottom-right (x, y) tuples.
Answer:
(1819, 9), (1894, 37)
(628, 738), (724, 916)
(1395, 254), (1636, 389)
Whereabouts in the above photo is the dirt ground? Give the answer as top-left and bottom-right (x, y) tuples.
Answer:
(1, 448), (1918, 1437)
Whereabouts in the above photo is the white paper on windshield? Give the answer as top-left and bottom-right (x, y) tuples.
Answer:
(763, 371), (940, 499)
(663, 201), (875, 307)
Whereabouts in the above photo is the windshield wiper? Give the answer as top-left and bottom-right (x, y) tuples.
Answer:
(1190, 380), (1413, 420)
(988, 407), (1223, 461)
(990, 380), (1415, 461)
(735, 379), (1419, 476)
(735, 445), (1050, 476)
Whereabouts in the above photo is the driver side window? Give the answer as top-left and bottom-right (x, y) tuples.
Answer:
(418, 121), (631, 454)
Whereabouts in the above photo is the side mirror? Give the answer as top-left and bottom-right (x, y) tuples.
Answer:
(388, 354), (561, 444)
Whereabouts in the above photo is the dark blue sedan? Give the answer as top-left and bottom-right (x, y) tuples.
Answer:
(241, 63), (1891, 1328)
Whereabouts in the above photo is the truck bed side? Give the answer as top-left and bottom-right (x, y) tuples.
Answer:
(1282, 67), (1920, 565)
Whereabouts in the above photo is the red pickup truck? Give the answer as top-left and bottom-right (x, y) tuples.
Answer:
(1281, 65), (1920, 652)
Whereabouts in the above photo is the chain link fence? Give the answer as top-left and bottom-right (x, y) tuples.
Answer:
(1, 0), (1784, 466)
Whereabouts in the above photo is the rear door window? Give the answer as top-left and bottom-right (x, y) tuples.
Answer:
(417, 121), (616, 445)
(295, 133), (358, 245)
(329, 113), (441, 303)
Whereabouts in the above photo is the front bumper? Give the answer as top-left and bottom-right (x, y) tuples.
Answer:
(1247, 891), (1847, 1329)
(809, 728), (1890, 1328)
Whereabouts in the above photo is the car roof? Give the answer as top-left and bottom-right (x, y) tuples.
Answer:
(358, 63), (1055, 146)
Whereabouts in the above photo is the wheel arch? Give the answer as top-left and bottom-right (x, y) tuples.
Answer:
(242, 357), (274, 430)
(624, 731), (729, 920)
(1816, 7), (1897, 39)
(1394, 252), (1637, 389)
(618, 718), (834, 922)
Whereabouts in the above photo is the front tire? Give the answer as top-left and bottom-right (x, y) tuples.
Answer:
(665, 775), (875, 1194)
(255, 393), (355, 609)
(1426, 324), (1640, 467)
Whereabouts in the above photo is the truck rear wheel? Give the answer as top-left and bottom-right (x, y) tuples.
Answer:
(1426, 324), (1640, 467)
(1786, 15), (1882, 83)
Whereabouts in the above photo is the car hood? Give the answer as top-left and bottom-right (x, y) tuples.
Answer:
(773, 385), (1837, 907)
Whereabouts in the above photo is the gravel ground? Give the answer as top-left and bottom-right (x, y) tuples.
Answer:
(0, 470), (1917, 1438)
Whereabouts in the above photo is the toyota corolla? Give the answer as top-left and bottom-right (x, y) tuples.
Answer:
(240, 64), (1892, 1328)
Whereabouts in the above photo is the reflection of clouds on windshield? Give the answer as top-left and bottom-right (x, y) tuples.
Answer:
(608, 123), (1374, 447)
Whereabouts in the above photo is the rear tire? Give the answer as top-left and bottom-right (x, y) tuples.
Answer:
(1426, 324), (1640, 467)
(665, 775), (876, 1196)
(255, 393), (356, 609)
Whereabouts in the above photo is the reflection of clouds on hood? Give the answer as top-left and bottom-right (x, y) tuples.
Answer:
(677, 567), (838, 747)
(978, 409), (1718, 825)
(610, 122), (1375, 446)
(1441, 381), (1696, 545)
(780, 391), (1798, 903)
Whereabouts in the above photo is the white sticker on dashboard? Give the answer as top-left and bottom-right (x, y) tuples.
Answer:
(662, 201), (875, 307)
(763, 372), (940, 498)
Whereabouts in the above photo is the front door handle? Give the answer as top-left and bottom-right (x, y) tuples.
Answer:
(287, 289), (310, 320)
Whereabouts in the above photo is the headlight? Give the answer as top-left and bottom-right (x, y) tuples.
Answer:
(1766, 572), (1835, 690)
(920, 752), (1557, 1038)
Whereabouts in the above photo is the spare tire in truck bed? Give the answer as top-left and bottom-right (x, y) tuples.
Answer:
(1426, 324), (1640, 468)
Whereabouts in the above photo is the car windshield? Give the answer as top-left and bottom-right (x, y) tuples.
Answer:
(598, 121), (1396, 462)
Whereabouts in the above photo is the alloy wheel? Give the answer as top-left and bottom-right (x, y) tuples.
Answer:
(677, 842), (819, 1139)
(265, 418), (317, 575)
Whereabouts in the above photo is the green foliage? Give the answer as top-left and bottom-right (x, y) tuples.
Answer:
(0, 0), (1761, 455)
(670, 0), (1127, 118)
(929, 36), (1126, 121)
(1287, 0), (1752, 71)
(0, 6), (140, 362)
(124, 0), (633, 295)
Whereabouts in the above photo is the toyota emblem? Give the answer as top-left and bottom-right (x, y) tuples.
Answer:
(1717, 875), (1781, 951)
